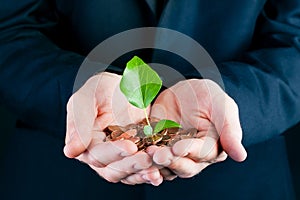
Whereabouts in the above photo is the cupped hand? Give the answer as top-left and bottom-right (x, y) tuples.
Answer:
(149, 79), (247, 178)
(63, 72), (162, 185)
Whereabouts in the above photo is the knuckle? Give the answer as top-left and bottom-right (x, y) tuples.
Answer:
(64, 141), (85, 158)
(181, 167), (203, 178)
(136, 153), (152, 168)
(106, 177), (119, 183)
(88, 154), (104, 168)
(101, 172), (119, 183)
(178, 171), (196, 178)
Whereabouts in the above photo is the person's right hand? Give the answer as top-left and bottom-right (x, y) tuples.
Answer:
(63, 72), (162, 185)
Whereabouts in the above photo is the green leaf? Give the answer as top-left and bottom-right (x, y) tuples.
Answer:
(154, 119), (182, 133)
(143, 125), (153, 136)
(120, 56), (162, 109)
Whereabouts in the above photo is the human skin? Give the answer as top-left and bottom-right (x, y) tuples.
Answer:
(149, 79), (247, 178)
(115, 79), (247, 184)
(63, 72), (163, 185)
(64, 74), (246, 185)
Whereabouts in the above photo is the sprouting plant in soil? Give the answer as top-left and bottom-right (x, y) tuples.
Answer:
(119, 56), (181, 136)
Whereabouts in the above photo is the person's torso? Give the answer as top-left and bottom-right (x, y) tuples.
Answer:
(54, 0), (267, 67)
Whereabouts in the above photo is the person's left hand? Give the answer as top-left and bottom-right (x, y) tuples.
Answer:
(149, 79), (247, 178)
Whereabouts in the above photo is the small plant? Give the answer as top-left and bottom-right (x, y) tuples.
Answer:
(120, 56), (181, 136)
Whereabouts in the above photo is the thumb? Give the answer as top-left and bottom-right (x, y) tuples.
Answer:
(150, 103), (168, 120)
(64, 90), (97, 158)
(150, 89), (179, 122)
(210, 89), (247, 162)
(220, 130), (247, 162)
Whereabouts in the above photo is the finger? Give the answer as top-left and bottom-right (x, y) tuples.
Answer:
(75, 131), (108, 167)
(213, 151), (228, 163)
(101, 73), (150, 126)
(221, 136), (246, 162)
(215, 101), (247, 162)
(207, 81), (247, 162)
(120, 179), (136, 185)
(159, 168), (178, 181)
(166, 156), (210, 178)
(64, 124), (90, 158)
(64, 86), (98, 158)
(65, 73), (124, 158)
(64, 124), (91, 159)
(140, 166), (163, 186)
(150, 89), (180, 122)
(98, 151), (152, 183)
(122, 166), (163, 186)
(172, 138), (219, 162)
(89, 131), (107, 146)
(121, 173), (147, 185)
(148, 175), (163, 186)
(82, 140), (138, 167)
(152, 145), (211, 178)
(146, 146), (177, 182)
(152, 146), (175, 166)
(151, 103), (168, 119)
(145, 145), (161, 157)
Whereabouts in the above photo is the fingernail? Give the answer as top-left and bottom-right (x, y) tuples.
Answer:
(153, 154), (172, 166)
(156, 159), (171, 166)
(120, 151), (131, 157)
(142, 175), (150, 181)
(151, 178), (163, 186)
(166, 175), (178, 181)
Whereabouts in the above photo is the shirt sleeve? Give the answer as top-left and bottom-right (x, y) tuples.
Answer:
(0, 0), (85, 136)
(220, 0), (300, 146)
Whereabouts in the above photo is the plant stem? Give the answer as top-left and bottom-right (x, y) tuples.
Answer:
(143, 108), (151, 126)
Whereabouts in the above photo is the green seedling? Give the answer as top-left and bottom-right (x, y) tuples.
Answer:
(120, 56), (181, 136)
